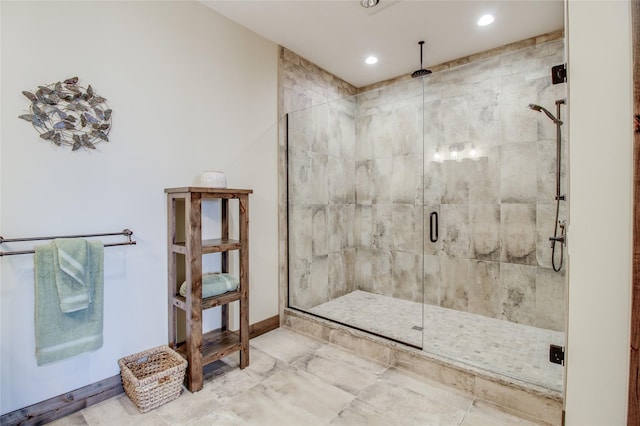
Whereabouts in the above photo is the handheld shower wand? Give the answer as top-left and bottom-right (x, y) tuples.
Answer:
(528, 103), (563, 125)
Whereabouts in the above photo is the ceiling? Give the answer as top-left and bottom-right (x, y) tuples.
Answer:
(201, 0), (564, 88)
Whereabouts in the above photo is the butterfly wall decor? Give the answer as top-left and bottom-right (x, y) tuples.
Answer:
(19, 77), (112, 151)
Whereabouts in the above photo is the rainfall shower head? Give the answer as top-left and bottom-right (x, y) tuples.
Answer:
(411, 69), (432, 78)
(528, 103), (563, 125)
(411, 41), (432, 78)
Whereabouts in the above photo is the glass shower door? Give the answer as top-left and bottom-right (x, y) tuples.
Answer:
(287, 78), (425, 348)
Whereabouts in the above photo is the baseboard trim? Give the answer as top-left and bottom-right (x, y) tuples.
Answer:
(249, 314), (280, 338)
(1, 315), (280, 425)
(0, 375), (123, 426)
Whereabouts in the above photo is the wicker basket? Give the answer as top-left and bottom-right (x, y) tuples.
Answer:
(118, 345), (187, 413)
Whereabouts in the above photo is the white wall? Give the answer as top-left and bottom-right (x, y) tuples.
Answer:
(0, 1), (278, 414)
(565, 0), (633, 424)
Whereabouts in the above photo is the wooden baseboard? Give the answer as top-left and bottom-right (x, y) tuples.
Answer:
(0, 375), (123, 426)
(1, 315), (280, 426)
(249, 314), (280, 338)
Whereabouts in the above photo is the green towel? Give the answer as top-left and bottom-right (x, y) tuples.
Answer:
(179, 273), (238, 298)
(53, 238), (90, 312)
(35, 240), (104, 366)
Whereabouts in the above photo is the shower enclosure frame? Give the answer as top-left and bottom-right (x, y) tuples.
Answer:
(628, 1), (640, 423)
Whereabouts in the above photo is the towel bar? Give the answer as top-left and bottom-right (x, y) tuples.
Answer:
(0, 229), (136, 256)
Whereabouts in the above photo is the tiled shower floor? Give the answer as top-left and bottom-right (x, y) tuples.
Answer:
(309, 290), (564, 392)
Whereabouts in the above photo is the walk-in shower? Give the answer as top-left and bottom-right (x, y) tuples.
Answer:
(285, 38), (567, 393)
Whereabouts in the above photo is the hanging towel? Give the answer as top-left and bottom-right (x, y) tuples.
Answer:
(34, 240), (104, 366)
(179, 273), (238, 298)
(53, 238), (90, 312)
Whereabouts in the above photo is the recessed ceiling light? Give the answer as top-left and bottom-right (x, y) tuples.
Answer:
(477, 14), (494, 26)
(365, 56), (378, 65)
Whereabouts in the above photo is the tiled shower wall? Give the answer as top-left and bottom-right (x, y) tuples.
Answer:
(354, 80), (424, 304)
(280, 35), (566, 332)
(421, 39), (567, 332)
(280, 48), (358, 310)
(288, 99), (358, 309)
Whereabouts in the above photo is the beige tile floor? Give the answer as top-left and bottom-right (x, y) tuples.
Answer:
(49, 328), (545, 426)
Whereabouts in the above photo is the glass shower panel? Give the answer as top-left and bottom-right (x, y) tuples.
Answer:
(287, 97), (358, 319)
(287, 78), (425, 348)
(420, 39), (567, 392)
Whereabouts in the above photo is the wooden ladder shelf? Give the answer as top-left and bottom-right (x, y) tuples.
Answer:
(165, 187), (252, 392)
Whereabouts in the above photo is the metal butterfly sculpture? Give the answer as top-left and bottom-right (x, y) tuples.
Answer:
(19, 77), (112, 151)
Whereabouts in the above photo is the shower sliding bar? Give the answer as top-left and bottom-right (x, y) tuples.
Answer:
(528, 98), (566, 272)
(0, 229), (136, 256)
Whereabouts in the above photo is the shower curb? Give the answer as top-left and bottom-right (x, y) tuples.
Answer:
(283, 308), (562, 426)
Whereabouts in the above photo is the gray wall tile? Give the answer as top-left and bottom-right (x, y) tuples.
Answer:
(470, 204), (501, 261)
(441, 204), (471, 258)
(288, 147), (312, 205)
(500, 143), (537, 203)
(289, 205), (312, 260)
(311, 152), (328, 205)
(289, 257), (312, 309)
(391, 204), (422, 253)
(312, 205), (328, 256)
(356, 160), (374, 205)
(468, 149), (500, 204)
(423, 255), (442, 306)
(440, 257), (470, 312)
(442, 160), (470, 204)
(467, 260), (501, 318)
(371, 204), (393, 250)
(310, 255), (329, 307)
(535, 267), (565, 331)
(500, 204), (537, 265)
(392, 251), (423, 303)
(500, 263), (536, 325)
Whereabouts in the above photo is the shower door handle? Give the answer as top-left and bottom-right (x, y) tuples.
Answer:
(429, 211), (438, 243)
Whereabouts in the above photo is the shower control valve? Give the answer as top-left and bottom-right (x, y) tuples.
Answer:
(549, 235), (565, 245)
